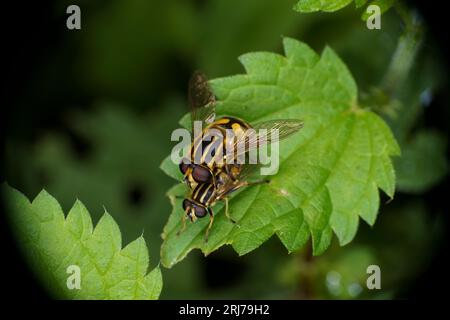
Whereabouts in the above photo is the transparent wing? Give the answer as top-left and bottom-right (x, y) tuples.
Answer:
(188, 71), (216, 131)
(251, 119), (304, 145)
(215, 163), (267, 200)
(235, 163), (264, 182)
(227, 119), (304, 162)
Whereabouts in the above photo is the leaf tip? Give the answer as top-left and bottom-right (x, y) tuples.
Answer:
(322, 44), (336, 57)
(72, 197), (85, 209)
(1, 181), (14, 195)
(102, 204), (109, 214)
(281, 36), (298, 45)
(237, 52), (254, 69)
(99, 209), (113, 222)
(35, 188), (51, 200)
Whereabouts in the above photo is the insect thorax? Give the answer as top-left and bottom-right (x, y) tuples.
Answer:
(190, 116), (251, 170)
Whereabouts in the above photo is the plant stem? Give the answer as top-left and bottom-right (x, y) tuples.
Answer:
(295, 242), (316, 299)
(381, 1), (423, 97)
(362, 1), (424, 117)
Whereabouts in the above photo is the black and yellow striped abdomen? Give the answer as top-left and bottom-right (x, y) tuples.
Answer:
(190, 116), (251, 171)
(191, 183), (216, 207)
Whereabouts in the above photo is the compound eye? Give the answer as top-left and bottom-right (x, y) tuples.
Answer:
(194, 206), (207, 218)
(179, 159), (190, 175)
(182, 199), (191, 211)
(192, 166), (212, 183)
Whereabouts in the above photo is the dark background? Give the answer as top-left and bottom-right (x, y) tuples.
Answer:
(1, 0), (448, 300)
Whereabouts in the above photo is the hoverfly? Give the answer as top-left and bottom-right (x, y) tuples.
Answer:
(177, 71), (304, 241)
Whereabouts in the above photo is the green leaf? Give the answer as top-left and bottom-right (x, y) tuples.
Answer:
(294, 0), (396, 20)
(395, 130), (448, 193)
(160, 38), (399, 268)
(294, 0), (354, 12)
(2, 184), (162, 300)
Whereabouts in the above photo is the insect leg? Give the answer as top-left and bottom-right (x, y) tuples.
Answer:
(224, 197), (236, 224)
(242, 179), (270, 187)
(220, 179), (269, 198)
(204, 207), (214, 243)
(176, 209), (188, 236)
(222, 179), (270, 199)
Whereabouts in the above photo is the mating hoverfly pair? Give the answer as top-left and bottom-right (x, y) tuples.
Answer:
(177, 71), (304, 241)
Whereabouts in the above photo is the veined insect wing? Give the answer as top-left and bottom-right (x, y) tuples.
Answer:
(249, 118), (304, 145)
(188, 71), (216, 131)
(228, 119), (304, 162)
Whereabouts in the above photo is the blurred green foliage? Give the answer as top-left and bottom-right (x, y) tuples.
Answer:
(4, 0), (447, 299)
(278, 199), (440, 299)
